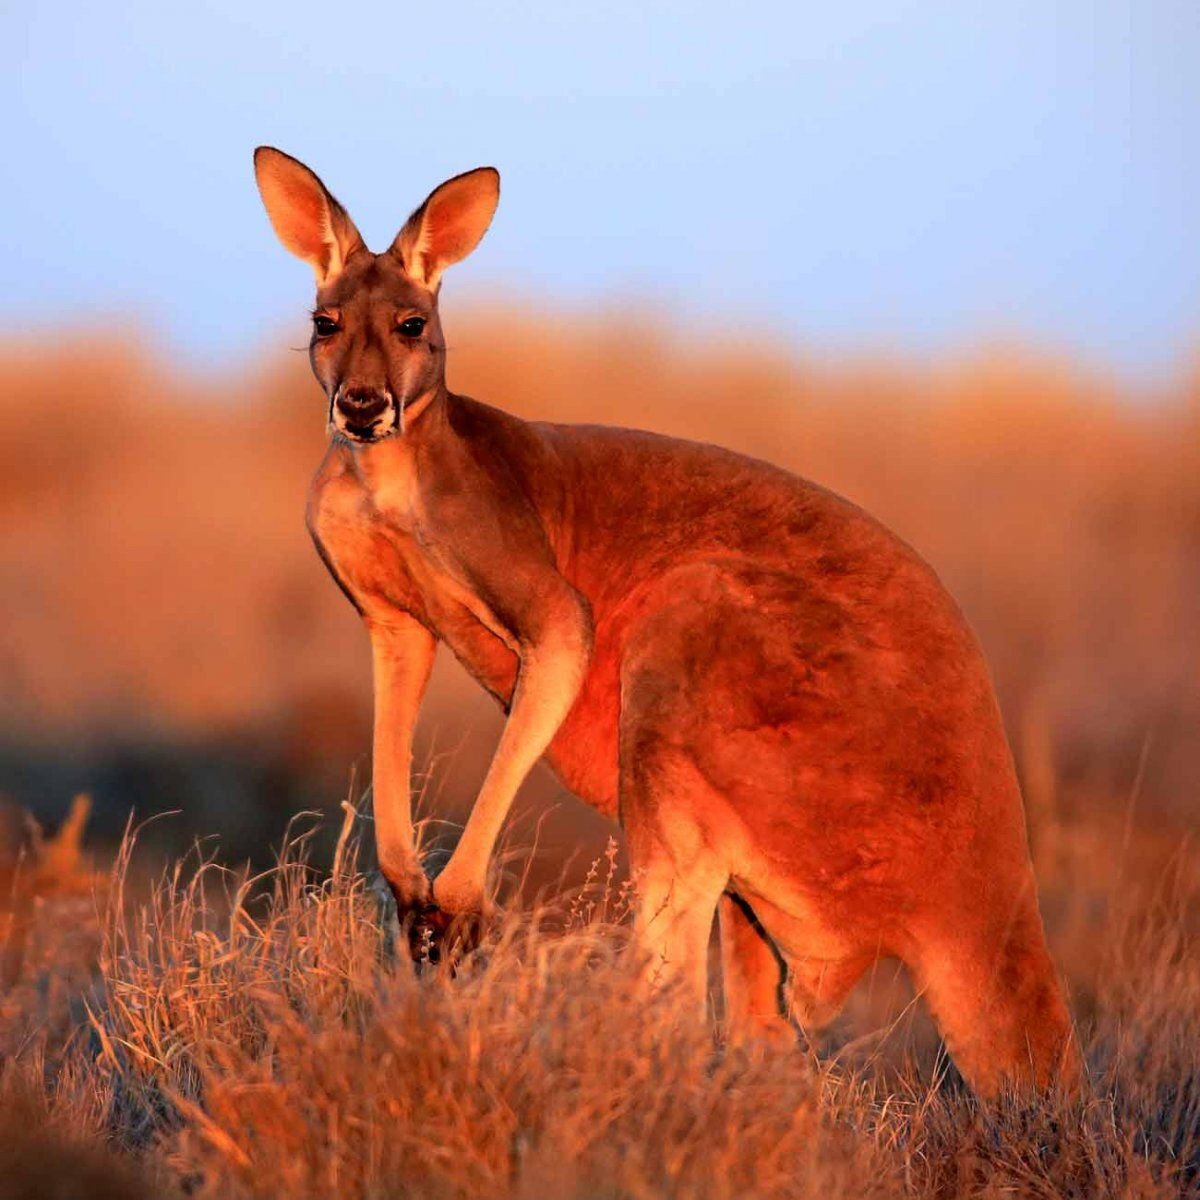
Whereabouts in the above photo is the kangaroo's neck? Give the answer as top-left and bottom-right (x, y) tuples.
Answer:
(340, 387), (533, 511)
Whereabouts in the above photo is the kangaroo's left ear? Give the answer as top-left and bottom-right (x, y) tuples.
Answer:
(390, 167), (500, 291)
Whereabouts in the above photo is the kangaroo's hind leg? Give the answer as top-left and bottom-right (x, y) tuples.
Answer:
(718, 894), (795, 1045)
(621, 768), (728, 1017)
(619, 710), (728, 1017)
(618, 567), (799, 1022)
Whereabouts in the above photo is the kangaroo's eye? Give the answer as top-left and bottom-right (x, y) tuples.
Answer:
(312, 315), (340, 338)
(398, 316), (426, 338)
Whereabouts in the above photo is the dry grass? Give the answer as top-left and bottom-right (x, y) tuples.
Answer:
(0, 800), (1193, 1198)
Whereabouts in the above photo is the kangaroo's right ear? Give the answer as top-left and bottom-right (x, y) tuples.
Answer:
(253, 147), (365, 285)
(390, 167), (500, 291)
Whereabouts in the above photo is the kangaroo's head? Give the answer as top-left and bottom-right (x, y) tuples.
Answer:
(254, 147), (499, 444)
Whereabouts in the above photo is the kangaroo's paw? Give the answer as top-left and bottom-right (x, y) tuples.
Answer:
(403, 902), (490, 972)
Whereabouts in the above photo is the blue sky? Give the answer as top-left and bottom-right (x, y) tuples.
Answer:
(4, 2), (1197, 380)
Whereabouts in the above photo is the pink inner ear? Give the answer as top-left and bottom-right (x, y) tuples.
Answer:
(260, 167), (335, 274)
(424, 183), (495, 267)
(425, 196), (476, 262)
(393, 170), (497, 285)
(282, 182), (333, 269)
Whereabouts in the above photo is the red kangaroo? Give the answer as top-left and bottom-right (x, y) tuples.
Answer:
(254, 147), (1077, 1094)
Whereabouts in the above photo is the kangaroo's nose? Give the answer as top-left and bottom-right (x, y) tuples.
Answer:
(336, 387), (389, 422)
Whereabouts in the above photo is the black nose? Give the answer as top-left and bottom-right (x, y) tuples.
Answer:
(336, 387), (389, 422)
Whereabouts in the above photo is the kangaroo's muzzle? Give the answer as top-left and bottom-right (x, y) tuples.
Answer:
(333, 385), (396, 442)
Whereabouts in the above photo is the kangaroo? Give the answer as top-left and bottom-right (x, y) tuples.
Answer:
(253, 147), (1077, 1094)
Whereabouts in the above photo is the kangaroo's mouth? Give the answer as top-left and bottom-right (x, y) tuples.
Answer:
(341, 417), (391, 443)
(329, 395), (401, 443)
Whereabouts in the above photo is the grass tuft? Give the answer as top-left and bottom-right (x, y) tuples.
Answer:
(0, 803), (1188, 1198)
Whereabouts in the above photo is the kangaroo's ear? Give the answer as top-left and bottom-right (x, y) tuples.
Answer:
(254, 146), (365, 285)
(390, 167), (500, 290)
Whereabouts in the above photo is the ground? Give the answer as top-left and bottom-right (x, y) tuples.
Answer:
(1, 794), (1197, 1200)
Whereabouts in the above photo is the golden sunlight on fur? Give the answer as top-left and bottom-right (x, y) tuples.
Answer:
(244, 152), (1113, 1093)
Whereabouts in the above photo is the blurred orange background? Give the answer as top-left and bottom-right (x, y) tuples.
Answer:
(2, 312), (1197, 870)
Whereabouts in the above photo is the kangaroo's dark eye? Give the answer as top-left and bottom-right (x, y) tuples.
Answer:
(398, 316), (427, 338)
(312, 315), (340, 338)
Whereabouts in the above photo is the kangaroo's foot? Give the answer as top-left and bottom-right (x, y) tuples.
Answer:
(910, 887), (1080, 1096)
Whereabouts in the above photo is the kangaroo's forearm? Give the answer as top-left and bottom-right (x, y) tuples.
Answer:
(433, 601), (591, 912)
(369, 616), (437, 898)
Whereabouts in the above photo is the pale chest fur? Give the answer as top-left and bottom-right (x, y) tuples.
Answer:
(306, 459), (424, 620)
(306, 448), (521, 702)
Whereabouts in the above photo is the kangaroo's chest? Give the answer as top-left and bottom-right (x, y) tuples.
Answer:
(308, 462), (520, 704)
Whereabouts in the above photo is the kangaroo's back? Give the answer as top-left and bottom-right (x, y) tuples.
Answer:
(448, 394), (948, 612)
